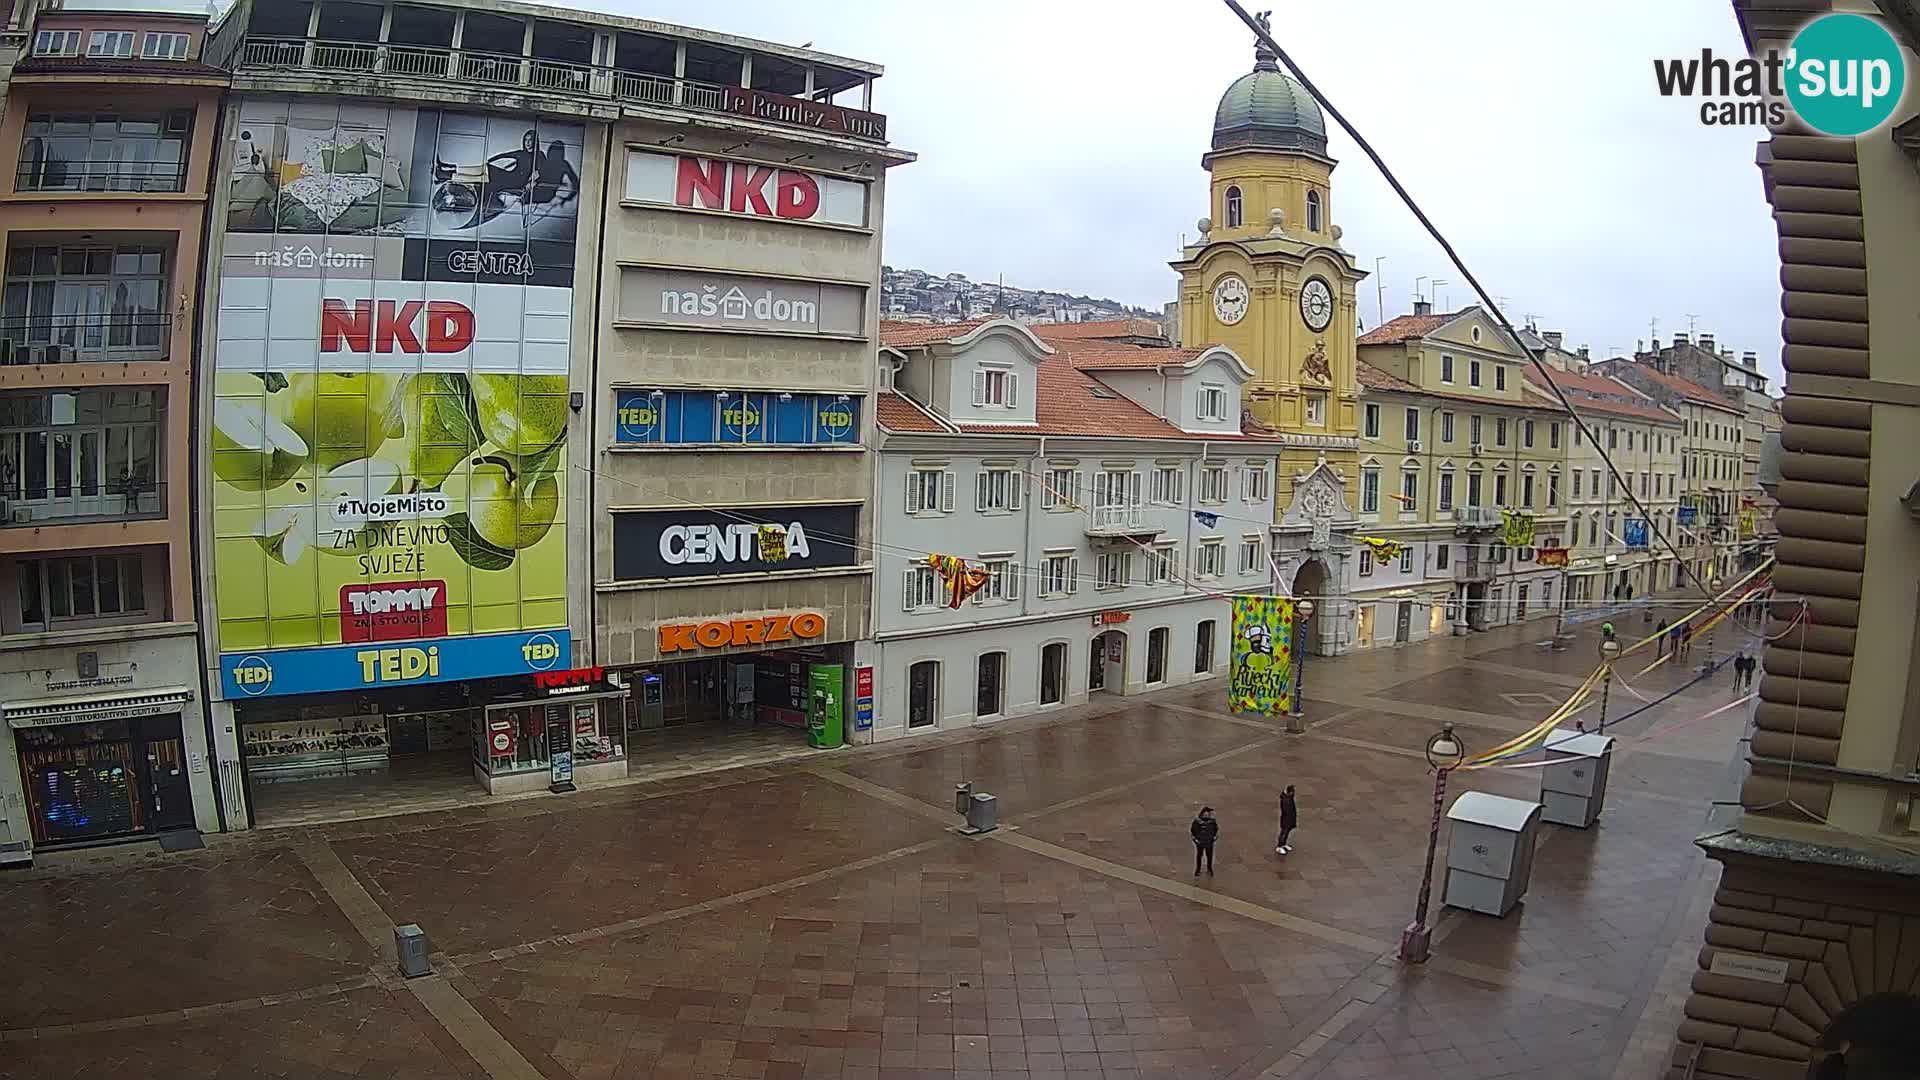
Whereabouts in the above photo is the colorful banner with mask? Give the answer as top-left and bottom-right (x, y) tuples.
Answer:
(1354, 535), (1404, 563)
(927, 554), (989, 609)
(1623, 518), (1650, 549)
(1230, 596), (1295, 715)
(1535, 547), (1571, 568)
(1501, 509), (1536, 548)
(1739, 511), (1757, 538)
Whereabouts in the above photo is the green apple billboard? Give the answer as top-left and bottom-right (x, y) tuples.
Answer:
(212, 100), (582, 699)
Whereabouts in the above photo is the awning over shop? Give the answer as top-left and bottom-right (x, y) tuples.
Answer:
(3, 687), (194, 729)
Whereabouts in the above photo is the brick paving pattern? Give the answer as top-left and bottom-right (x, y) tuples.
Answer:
(0, 612), (1755, 1078)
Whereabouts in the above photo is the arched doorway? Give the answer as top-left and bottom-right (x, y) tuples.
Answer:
(1089, 630), (1126, 694)
(1292, 559), (1330, 655)
(1808, 992), (1920, 1078)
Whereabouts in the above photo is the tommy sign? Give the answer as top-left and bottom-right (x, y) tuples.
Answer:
(623, 151), (869, 229)
(618, 267), (865, 337)
(612, 504), (860, 581)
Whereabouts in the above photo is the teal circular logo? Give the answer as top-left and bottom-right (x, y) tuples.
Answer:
(1786, 14), (1906, 136)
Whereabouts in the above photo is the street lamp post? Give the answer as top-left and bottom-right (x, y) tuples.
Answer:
(1597, 635), (1622, 732)
(1399, 722), (1466, 964)
(1702, 576), (1724, 677)
(1287, 598), (1316, 734)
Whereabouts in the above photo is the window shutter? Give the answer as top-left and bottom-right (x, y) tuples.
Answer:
(972, 368), (986, 406)
(941, 470), (956, 512)
(1006, 371), (1019, 408)
(1075, 471), (1085, 509)
(1067, 557), (1079, 594)
(1129, 471), (1142, 506)
(1010, 471), (1023, 510)
(905, 471), (922, 514)
(976, 470), (989, 511)
(902, 568), (916, 611)
(1006, 563), (1020, 600)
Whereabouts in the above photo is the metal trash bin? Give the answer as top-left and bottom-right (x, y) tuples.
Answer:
(965, 792), (998, 833)
(1539, 727), (1615, 828)
(1443, 791), (1542, 917)
(395, 924), (432, 978)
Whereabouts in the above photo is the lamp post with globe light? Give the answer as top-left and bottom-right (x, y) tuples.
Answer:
(1399, 721), (1466, 963)
(1597, 633), (1623, 731)
(1287, 598), (1315, 733)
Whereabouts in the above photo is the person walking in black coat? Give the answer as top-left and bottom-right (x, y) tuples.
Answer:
(1191, 807), (1218, 876)
(1275, 786), (1299, 855)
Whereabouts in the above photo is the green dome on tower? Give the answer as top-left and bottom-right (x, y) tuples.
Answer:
(1212, 38), (1328, 156)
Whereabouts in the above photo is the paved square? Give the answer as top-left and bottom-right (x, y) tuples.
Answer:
(0, 614), (1753, 1079)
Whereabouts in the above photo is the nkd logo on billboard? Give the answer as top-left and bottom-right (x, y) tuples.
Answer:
(612, 504), (861, 581)
(1654, 13), (1907, 135)
(624, 150), (869, 229)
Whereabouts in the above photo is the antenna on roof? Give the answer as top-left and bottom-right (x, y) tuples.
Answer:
(1684, 313), (1700, 337)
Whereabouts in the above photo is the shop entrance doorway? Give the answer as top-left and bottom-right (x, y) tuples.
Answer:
(908, 660), (939, 728)
(1089, 630), (1126, 694)
(16, 714), (193, 846)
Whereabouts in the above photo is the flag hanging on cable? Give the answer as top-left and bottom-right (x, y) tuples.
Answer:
(927, 554), (990, 609)
(1194, 511), (1219, 527)
(1230, 596), (1295, 715)
(1354, 535), (1404, 563)
(1501, 509), (1536, 548)
(757, 524), (788, 562)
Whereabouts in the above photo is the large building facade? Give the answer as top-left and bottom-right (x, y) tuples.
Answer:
(866, 320), (1277, 738)
(0, 5), (227, 858)
(1668, 3), (1920, 1076)
(189, 0), (901, 826)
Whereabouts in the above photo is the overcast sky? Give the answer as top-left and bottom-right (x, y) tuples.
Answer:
(584, 0), (1781, 382)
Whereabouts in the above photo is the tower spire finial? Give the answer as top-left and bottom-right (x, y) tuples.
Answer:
(1253, 10), (1279, 71)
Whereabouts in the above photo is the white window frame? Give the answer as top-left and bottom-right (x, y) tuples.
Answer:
(1404, 407), (1420, 443)
(140, 31), (191, 60)
(1359, 547), (1374, 576)
(904, 467), (955, 516)
(35, 29), (83, 56)
(1198, 383), (1228, 421)
(1363, 402), (1381, 439)
(1400, 469), (1418, 512)
(1199, 465), (1229, 505)
(1441, 411), (1455, 443)
(1440, 354), (1454, 384)
(1495, 365), (1508, 391)
(1150, 465), (1183, 506)
(1522, 472), (1535, 507)
(1438, 469), (1455, 512)
(1041, 466), (1079, 511)
(1195, 538), (1226, 579)
(1241, 462), (1270, 503)
(1040, 551), (1078, 597)
(1149, 543), (1178, 584)
(1360, 467), (1380, 514)
(1469, 359), (1482, 387)
(902, 565), (941, 612)
(1398, 547), (1414, 574)
(1096, 551), (1132, 590)
(1548, 470), (1561, 507)
(1238, 534), (1264, 575)
(86, 30), (135, 58)
(1494, 471), (1509, 507)
(972, 555), (1022, 605)
(1304, 392), (1326, 426)
(974, 465), (1023, 513)
(973, 365), (1018, 409)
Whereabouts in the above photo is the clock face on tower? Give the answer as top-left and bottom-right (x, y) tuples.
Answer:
(1300, 276), (1334, 332)
(1212, 275), (1249, 325)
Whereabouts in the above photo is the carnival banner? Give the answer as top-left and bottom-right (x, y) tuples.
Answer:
(1623, 518), (1650, 549)
(1739, 511), (1757, 538)
(1230, 596), (1295, 715)
(1501, 509), (1536, 548)
(1677, 505), (1698, 526)
(1536, 547), (1570, 568)
(1355, 535), (1404, 563)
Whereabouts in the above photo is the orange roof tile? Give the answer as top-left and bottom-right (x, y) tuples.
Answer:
(1522, 369), (1679, 424)
(1028, 318), (1167, 342)
(1052, 339), (1206, 371)
(874, 391), (949, 433)
(879, 319), (992, 347)
(1356, 309), (1468, 346)
(1356, 362), (1418, 393)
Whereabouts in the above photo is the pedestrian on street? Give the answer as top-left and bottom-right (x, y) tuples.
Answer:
(1275, 786), (1298, 855)
(1678, 620), (1694, 657)
(1191, 806), (1218, 876)
(1732, 651), (1747, 690)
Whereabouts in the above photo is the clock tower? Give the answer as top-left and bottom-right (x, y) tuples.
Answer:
(1171, 17), (1366, 626)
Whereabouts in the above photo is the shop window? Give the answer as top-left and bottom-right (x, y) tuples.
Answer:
(1195, 620), (1216, 673)
(479, 702), (560, 775)
(1146, 627), (1168, 684)
(1040, 642), (1067, 706)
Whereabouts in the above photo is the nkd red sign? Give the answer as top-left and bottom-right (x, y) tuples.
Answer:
(321, 299), (475, 353)
(340, 580), (450, 643)
(624, 150), (868, 229)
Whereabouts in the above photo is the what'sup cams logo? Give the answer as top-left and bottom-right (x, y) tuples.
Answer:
(1655, 13), (1906, 136)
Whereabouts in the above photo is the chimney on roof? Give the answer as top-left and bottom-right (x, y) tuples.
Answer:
(1412, 299), (1433, 317)
(1742, 350), (1758, 370)
(1674, 332), (1689, 346)
(1578, 345), (1590, 360)
(1543, 331), (1563, 350)
(1699, 333), (1715, 352)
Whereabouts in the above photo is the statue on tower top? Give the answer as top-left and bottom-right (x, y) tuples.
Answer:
(1252, 10), (1279, 70)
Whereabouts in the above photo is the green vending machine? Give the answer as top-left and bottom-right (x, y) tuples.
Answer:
(807, 664), (844, 749)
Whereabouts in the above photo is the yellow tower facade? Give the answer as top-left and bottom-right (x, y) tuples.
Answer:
(1171, 32), (1367, 529)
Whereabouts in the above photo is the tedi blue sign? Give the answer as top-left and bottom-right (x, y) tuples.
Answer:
(221, 629), (571, 699)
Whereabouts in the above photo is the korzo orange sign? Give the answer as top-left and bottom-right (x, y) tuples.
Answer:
(658, 612), (827, 654)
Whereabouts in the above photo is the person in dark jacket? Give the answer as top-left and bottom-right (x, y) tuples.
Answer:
(1275, 786), (1298, 854)
(1191, 807), (1218, 876)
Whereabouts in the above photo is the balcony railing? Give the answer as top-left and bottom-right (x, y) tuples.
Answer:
(234, 36), (888, 142)
(1, 481), (166, 527)
(0, 314), (173, 365)
(1454, 506), (1501, 530)
(15, 164), (188, 195)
